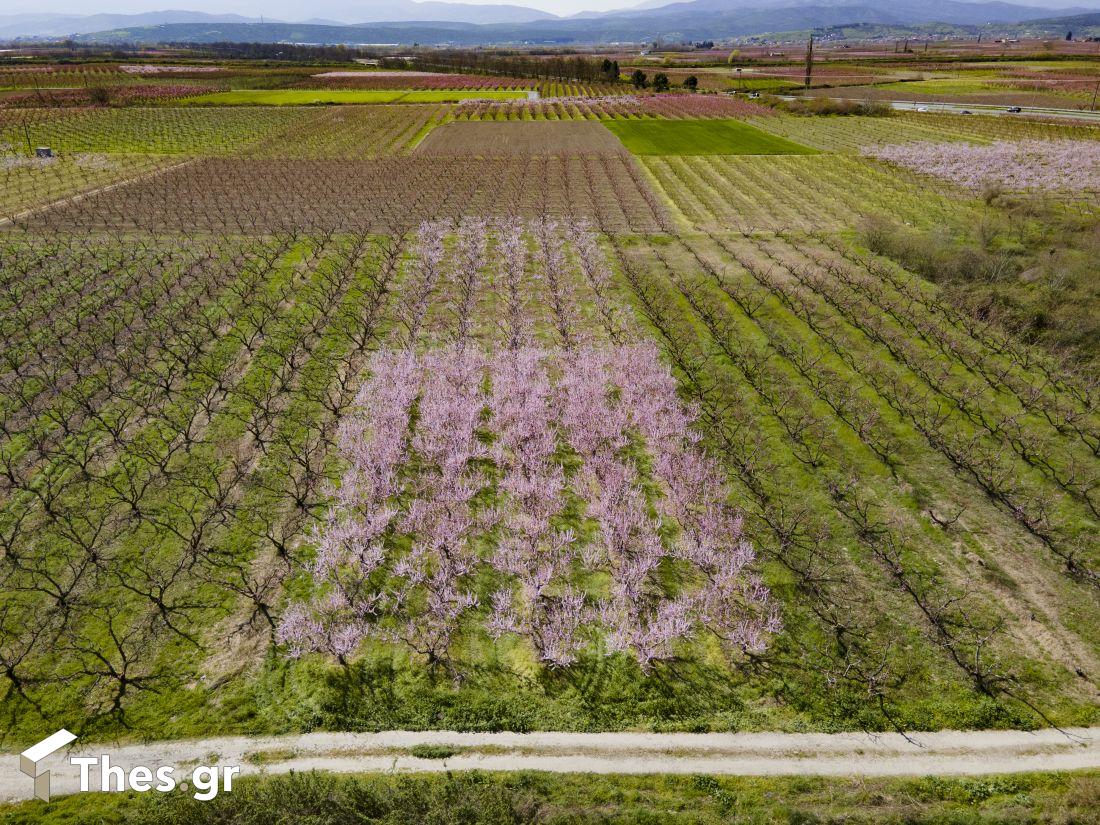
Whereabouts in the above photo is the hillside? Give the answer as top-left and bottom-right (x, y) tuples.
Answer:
(0, 3), (556, 38)
(61, 4), (1100, 45)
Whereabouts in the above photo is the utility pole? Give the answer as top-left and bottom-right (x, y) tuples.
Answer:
(31, 74), (46, 107)
(21, 116), (33, 156)
(804, 33), (814, 89)
(1091, 77), (1099, 111)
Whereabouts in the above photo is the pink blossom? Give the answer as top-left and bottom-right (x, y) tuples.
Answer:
(281, 343), (778, 671)
(864, 139), (1100, 192)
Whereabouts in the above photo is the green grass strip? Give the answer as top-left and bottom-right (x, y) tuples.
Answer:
(604, 118), (819, 156)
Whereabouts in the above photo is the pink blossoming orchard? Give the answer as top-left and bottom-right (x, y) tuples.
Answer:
(279, 219), (779, 674)
(864, 139), (1100, 193)
(279, 344), (778, 670)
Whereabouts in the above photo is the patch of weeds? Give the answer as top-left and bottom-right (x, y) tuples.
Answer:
(408, 744), (463, 760)
(245, 748), (299, 765)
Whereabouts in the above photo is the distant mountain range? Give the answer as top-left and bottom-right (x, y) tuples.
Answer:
(3, 1), (1099, 45)
(0, 11), (257, 39)
(0, 2), (556, 39)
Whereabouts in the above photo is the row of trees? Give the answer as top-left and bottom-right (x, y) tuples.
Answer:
(405, 51), (622, 84)
(0, 227), (407, 733)
(630, 70), (698, 92)
(175, 41), (373, 63)
(723, 230), (1097, 583)
(27, 156), (669, 235)
(609, 229), (1081, 728)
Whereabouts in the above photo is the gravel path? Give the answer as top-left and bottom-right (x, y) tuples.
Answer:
(3, 727), (1098, 802)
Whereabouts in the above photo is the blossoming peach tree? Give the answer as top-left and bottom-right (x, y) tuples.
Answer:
(279, 343), (779, 673)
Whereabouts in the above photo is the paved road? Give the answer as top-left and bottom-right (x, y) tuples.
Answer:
(886, 99), (1100, 123)
(780, 95), (1100, 123)
(2, 727), (1098, 802)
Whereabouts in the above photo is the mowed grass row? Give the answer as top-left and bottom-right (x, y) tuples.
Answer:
(604, 118), (817, 155)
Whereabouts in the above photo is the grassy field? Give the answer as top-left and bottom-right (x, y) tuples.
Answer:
(184, 89), (529, 105)
(879, 78), (1090, 100)
(2, 769), (1098, 823)
(604, 118), (817, 155)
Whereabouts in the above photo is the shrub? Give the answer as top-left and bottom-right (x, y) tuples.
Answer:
(858, 203), (1100, 367)
(87, 86), (113, 106)
(130, 771), (535, 824)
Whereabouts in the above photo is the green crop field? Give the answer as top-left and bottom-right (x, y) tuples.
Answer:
(604, 118), (818, 155)
(185, 89), (530, 105)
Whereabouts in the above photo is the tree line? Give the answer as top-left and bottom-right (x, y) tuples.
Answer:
(401, 51), (622, 84)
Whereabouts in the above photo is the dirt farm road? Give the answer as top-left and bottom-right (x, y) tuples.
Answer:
(3, 727), (1099, 802)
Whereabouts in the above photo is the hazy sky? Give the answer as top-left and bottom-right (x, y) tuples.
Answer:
(9, 0), (639, 18)
(12, 0), (1095, 21)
